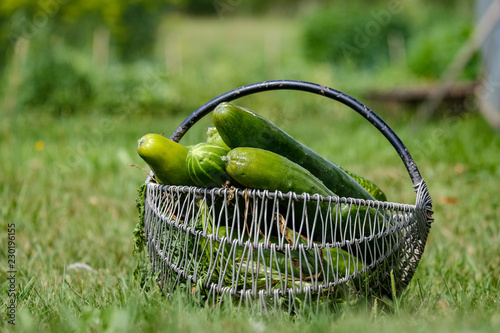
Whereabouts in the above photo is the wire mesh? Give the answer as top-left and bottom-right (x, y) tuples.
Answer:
(143, 180), (432, 313)
(139, 81), (434, 313)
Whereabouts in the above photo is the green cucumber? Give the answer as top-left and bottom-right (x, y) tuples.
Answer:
(225, 147), (334, 197)
(278, 225), (363, 281)
(206, 127), (230, 150)
(213, 102), (376, 201)
(137, 133), (195, 186)
(225, 147), (390, 265)
(340, 167), (387, 201)
(186, 142), (234, 188)
(225, 147), (334, 241)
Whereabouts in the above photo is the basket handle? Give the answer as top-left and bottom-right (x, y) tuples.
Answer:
(170, 80), (423, 188)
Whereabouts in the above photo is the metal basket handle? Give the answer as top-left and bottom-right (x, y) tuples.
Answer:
(170, 80), (423, 186)
(169, 80), (433, 226)
(141, 80), (435, 305)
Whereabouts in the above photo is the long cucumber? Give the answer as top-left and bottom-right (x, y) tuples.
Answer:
(213, 102), (379, 201)
(198, 221), (362, 289)
(224, 147), (390, 265)
(225, 147), (334, 197)
(207, 126), (388, 201)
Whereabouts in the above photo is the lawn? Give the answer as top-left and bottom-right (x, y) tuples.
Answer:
(1, 15), (500, 333)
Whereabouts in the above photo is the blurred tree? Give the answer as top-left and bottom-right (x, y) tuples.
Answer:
(301, 2), (411, 67)
(300, 0), (479, 80)
(0, 0), (182, 114)
(406, 19), (480, 80)
(182, 0), (323, 16)
(0, 0), (183, 63)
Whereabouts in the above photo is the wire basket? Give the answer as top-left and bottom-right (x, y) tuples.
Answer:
(141, 80), (434, 313)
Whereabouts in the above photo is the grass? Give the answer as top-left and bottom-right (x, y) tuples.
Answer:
(1, 14), (500, 333)
(2, 101), (500, 332)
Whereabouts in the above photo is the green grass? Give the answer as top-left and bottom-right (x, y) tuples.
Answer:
(2, 14), (500, 333)
(2, 102), (500, 332)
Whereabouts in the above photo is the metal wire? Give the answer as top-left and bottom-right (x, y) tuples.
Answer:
(144, 184), (427, 313)
(141, 81), (434, 313)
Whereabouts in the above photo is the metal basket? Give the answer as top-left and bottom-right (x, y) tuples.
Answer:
(142, 80), (434, 313)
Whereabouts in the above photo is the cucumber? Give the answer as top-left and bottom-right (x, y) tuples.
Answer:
(225, 146), (334, 240)
(186, 142), (234, 188)
(278, 225), (363, 281)
(213, 102), (376, 201)
(137, 133), (195, 186)
(225, 147), (390, 265)
(340, 167), (387, 201)
(225, 147), (334, 197)
(206, 127), (230, 150)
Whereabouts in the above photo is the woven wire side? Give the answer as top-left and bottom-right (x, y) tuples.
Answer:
(392, 179), (433, 290)
(144, 183), (424, 313)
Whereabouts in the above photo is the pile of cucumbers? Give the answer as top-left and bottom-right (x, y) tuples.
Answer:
(137, 102), (387, 203)
(136, 102), (398, 298)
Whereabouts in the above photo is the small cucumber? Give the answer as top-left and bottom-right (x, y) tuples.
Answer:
(206, 127), (230, 150)
(213, 102), (377, 201)
(137, 133), (195, 186)
(186, 142), (234, 188)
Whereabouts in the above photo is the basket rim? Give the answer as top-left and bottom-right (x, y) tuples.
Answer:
(142, 181), (423, 300)
(144, 182), (416, 249)
(145, 182), (420, 212)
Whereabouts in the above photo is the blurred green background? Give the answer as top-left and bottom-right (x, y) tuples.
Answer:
(2, 0), (500, 332)
(0, 0), (482, 116)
